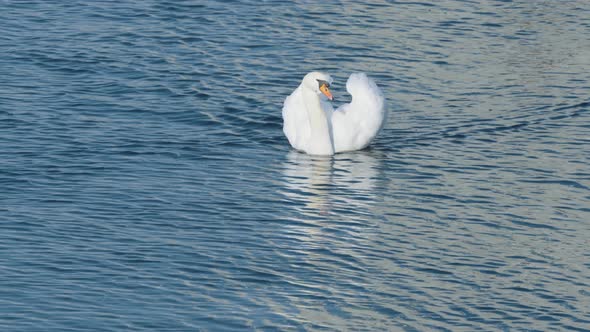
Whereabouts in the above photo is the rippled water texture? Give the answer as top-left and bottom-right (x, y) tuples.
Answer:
(2, 1), (590, 331)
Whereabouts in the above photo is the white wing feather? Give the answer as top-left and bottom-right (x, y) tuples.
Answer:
(332, 73), (386, 152)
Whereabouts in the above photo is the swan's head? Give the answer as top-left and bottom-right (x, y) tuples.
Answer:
(302, 71), (334, 101)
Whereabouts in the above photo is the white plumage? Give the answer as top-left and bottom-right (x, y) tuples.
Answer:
(282, 72), (386, 156)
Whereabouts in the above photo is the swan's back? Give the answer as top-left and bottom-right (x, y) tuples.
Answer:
(332, 73), (386, 152)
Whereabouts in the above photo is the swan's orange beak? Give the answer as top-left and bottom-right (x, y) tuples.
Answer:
(319, 84), (333, 101)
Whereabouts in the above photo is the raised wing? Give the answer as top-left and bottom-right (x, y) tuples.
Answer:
(332, 73), (386, 152)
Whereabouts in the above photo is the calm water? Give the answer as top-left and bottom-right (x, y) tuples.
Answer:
(2, 1), (590, 331)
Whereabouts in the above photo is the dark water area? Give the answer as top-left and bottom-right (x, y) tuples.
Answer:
(1, 1), (590, 331)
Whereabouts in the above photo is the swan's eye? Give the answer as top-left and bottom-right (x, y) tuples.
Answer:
(316, 79), (329, 89)
(317, 80), (334, 101)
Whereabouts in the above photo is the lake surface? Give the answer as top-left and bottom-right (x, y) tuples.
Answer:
(2, 1), (590, 331)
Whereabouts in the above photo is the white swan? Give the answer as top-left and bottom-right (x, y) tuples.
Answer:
(282, 72), (386, 156)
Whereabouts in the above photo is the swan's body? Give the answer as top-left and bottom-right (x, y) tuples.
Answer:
(282, 72), (386, 155)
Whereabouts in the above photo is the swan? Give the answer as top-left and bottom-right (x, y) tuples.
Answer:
(282, 71), (386, 156)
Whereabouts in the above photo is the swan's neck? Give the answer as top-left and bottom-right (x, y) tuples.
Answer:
(302, 87), (334, 155)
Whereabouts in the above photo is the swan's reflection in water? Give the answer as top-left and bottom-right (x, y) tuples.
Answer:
(281, 150), (381, 219)
(277, 150), (384, 330)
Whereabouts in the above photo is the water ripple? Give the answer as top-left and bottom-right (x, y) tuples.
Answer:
(1, 0), (590, 331)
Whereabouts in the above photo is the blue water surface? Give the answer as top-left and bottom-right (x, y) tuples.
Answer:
(1, 1), (590, 331)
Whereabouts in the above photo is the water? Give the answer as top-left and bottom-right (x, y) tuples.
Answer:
(1, 1), (590, 330)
